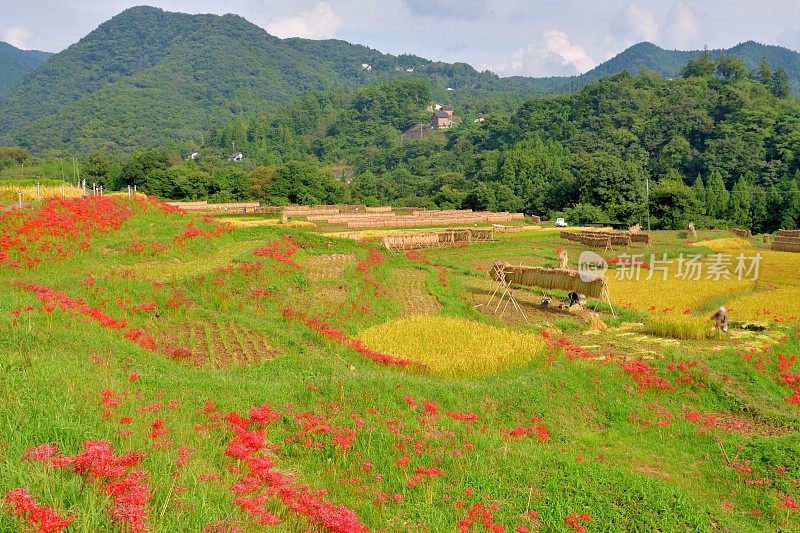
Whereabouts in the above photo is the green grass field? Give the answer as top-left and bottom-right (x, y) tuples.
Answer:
(2, 197), (800, 532)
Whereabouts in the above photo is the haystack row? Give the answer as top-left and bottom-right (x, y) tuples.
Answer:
(491, 261), (608, 300)
(771, 231), (800, 253)
(166, 201), (261, 212)
(731, 228), (752, 238)
(382, 229), (494, 251)
(560, 231), (649, 249)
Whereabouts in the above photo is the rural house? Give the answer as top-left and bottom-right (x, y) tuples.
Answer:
(432, 110), (453, 130)
(227, 152), (243, 162)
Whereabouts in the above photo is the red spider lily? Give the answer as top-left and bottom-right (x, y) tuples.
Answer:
(220, 406), (369, 532)
(502, 417), (550, 442)
(444, 411), (478, 423)
(131, 302), (157, 313)
(20, 283), (129, 330)
(253, 235), (301, 270)
(283, 307), (420, 369)
(124, 329), (158, 352)
(175, 218), (229, 246)
(149, 419), (170, 440)
(620, 361), (674, 392)
(457, 502), (504, 533)
(175, 448), (192, 469)
(21, 443), (59, 463)
(406, 250), (450, 286)
(356, 249), (388, 296)
(3, 487), (74, 532)
(565, 512), (591, 532)
(779, 495), (798, 511)
(47, 440), (150, 531)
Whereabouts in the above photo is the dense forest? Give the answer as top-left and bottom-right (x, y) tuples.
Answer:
(4, 51), (800, 232)
(2, 6), (800, 153)
(0, 42), (50, 93)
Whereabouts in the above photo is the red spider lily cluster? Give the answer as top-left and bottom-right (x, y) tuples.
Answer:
(3, 488), (74, 533)
(620, 361), (675, 392)
(742, 350), (800, 406)
(175, 217), (228, 246)
(357, 249), (388, 296)
(283, 307), (419, 368)
(222, 406), (369, 532)
(15, 440), (151, 531)
(20, 282), (129, 329)
(406, 250), (449, 287)
(501, 417), (551, 442)
(253, 235), (301, 270)
(539, 330), (601, 360)
(0, 197), (135, 268)
(565, 512), (592, 532)
(457, 502), (504, 532)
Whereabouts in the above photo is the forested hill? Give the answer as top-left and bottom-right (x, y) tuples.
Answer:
(0, 42), (51, 93)
(3, 4), (800, 153)
(582, 41), (800, 88)
(0, 6), (543, 153)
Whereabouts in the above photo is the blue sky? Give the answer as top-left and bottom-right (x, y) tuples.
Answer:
(1, 0), (799, 77)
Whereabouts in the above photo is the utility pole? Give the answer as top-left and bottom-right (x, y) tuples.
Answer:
(645, 176), (651, 231)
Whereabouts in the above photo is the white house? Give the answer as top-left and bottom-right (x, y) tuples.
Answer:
(227, 152), (243, 163)
(187, 152), (199, 161)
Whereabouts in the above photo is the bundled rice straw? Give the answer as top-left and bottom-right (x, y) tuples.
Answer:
(771, 231), (800, 253)
(382, 228), (494, 251)
(491, 261), (608, 300)
(731, 228), (752, 238)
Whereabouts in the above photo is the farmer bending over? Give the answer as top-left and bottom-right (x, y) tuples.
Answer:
(712, 306), (729, 333)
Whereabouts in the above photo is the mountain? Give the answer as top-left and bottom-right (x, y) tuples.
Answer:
(0, 42), (52, 93)
(582, 41), (800, 84)
(1, 5), (798, 153)
(0, 6), (543, 153)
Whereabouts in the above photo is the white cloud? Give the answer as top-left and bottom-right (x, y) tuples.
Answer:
(265, 1), (343, 40)
(777, 28), (800, 52)
(507, 30), (596, 77)
(401, 0), (488, 20)
(2, 25), (37, 49)
(661, 1), (702, 49)
(608, 3), (659, 45)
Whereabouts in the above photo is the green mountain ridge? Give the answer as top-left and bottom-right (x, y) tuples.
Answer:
(0, 42), (52, 93)
(1, 5), (799, 153)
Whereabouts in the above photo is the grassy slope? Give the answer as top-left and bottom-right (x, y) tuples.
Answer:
(1, 203), (800, 531)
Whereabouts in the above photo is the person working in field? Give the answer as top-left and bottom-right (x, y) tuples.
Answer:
(567, 291), (584, 308)
(712, 306), (729, 333)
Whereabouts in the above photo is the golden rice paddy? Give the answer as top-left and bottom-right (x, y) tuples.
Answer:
(357, 315), (546, 377)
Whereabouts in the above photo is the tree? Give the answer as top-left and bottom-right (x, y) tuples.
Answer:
(463, 182), (497, 212)
(563, 203), (608, 225)
(728, 175), (753, 227)
(705, 170), (729, 220)
(692, 175), (706, 216)
(715, 56), (747, 83)
(757, 58), (772, 88)
(778, 177), (800, 229)
(649, 178), (701, 230)
(772, 68), (791, 98)
(264, 161), (346, 206)
(681, 49), (715, 78)
(121, 150), (170, 188)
